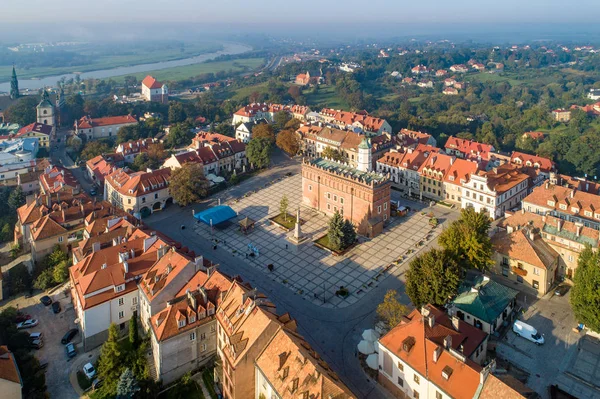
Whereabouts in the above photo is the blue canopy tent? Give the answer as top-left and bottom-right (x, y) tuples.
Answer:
(194, 205), (237, 226)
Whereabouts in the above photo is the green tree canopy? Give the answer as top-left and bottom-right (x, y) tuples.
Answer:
(168, 163), (210, 206)
(4, 96), (37, 125)
(327, 211), (345, 251)
(438, 207), (494, 272)
(98, 323), (124, 394)
(165, 122), (193, 149)
(116, 368), (140, 399)
(377, 290), (409, 329)
(571, 245), (600, 332)
(252, 123), (276, 143)
(321, 147), (345, 162)
(279, 195), (289, 221)
(246, 137), (273, 169)
(405, 249), (461, 308)
(81, 140), (112, 160)
(273, 110), (291, 131)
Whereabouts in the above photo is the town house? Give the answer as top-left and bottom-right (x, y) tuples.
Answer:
(75, 115), (138, 140)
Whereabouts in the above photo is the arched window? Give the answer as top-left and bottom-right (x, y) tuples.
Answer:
(43, 110), (47, 115)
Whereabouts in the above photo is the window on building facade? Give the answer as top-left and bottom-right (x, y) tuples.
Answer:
(58, 236), (64, 243)
(190, 332), (196, 340)
(118, 311), (124, 319)
(436, 392), (442, 399)
(532, 280), (539, 289)
(201, 343), (207, 352)
(132, 297), (137, 305)
(533, 268), (540, 276)
(397, 377), (404, 387)
(414, 375), (420, 384)
(142, 197), (146, 203)
(398, 362), (404, 371)
(327, 193), (331, 200)
(414, 391), (420, 399)
(333, 195), (337, 202)
(201, 333), (206, 340)
(327, 204), (331, 210)
(118, 298), (124, 306)
(378, 206), (382, 214)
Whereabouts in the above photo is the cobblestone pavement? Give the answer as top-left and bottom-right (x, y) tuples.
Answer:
(192, 173), (448, 308)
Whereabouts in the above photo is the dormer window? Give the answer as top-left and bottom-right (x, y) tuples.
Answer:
(189, 315), (196, 323)
(115, 284), (124, 292)
(178, 320), (186, 328)
(572, 207), (579, 213)
(559, 204), (567, 210)
(547, 200), (555, 207)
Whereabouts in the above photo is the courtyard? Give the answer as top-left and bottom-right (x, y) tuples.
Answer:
(192, 173), (453, 308)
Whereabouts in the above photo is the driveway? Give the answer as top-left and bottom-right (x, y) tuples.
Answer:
(497, 289), (582, 399)
(3, 288), (80, 399)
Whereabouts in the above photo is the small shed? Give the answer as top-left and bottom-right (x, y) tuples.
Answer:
(238, 217), (256, 234)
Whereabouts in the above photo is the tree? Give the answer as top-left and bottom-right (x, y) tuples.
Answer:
(98, 323), (124, 393)
(129, 317), (139, 348)
(252, 124), (275, 143)
(280, 195), (289, 221)
(284, 118), (302, 131)
(571, 245), (600, 332)
(341, 219), (357, 248)
(327, 211), (345, 251)
(4, 96), (37, 126)
(33, 269), (56, 290)
(81, 141), (112, 160)
(132, 144), (167, 172)
(169, 163), (209, 206)
(52, 260), (69, 284)
(276, 129), (299, 155)
(246, 137), (273, 169)
(8, 186), (25, 210)
(321, 146), (345, 162)
(274, 111), (291, 131)
(168, 102), (187, 124)
(165, 122), (193, 148)
(10, 65), (19, 100)
(377, 290), (409, 329)
(405, 249), (461, 308)
(438, 207), (494, 272)
(116, 368), (139, 399)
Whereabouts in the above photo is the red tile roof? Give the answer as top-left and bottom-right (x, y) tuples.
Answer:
(105, 167), (170, 197)
(76, 115), (137, 129)
(142, 75), (164, 89)
(0, 346), (21, 385)
(444, 158), (480, 185)
(510, 151), (554, 173)
(445, 137), (495, 161)
(16, 122), (52, 136)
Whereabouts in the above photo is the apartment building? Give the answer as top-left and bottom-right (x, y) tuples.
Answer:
(317, 108), (392, 136)
(461, 164), (529, 219)
(115, 138), (157, 163)
(377, 305), (520, 399)
(444, 137), (495, 161)
(75, 115), (138, 140)
(104, 167), (172, 217)
(376, 147), (435, 198)
(443, 158), (480, 206)
(418, 153), (454, 201)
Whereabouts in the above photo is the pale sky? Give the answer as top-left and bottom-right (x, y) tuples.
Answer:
(2, 0), (599, 24)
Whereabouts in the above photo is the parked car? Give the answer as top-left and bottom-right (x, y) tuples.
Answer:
(61, 328), (78, 344)
(40, 296), (53, 306)
(92, 378), (103, 390)
(555, 284), (570, 297)
(52, 302), (61, 314)
(28, 332), (43, 342)
(65, 343), (76, 358)
(513, 320), (544, 345)
(90, 188), (97, 196)
(15, 313), (31, 323)
(83, 363), (96, 379)
(17, 319), (39, 329)
(30, 339), (44, 349)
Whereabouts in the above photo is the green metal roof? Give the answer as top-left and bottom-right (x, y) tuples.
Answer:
(358, 137), (371, 150)
(450, 275), (518, 325)
(542, 224), (598, 248)
(309, 158), (387, 185)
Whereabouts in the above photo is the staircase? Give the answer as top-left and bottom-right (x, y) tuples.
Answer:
(147, 351), (158, 381)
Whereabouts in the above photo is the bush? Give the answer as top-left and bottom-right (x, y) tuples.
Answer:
(202, 368), (218, 399)
(7, 263), (32, 296)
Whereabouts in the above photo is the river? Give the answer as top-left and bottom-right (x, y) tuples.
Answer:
(0, 42), (252, 93)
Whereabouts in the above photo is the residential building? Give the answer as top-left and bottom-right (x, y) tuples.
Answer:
(39, 165), (80, 195)
(376, 148), (433, 198)
(116, 138), (157, 163)
(491, 228), (559, 296)
(231, 103), (288, 126)
(289, 104), (310, 121)
(75, 115), (138, 140)
(588, 88), (600, 101)
(447, 274), (519, 335)
(443, 158), (480, 206)
(472, 63), (486, 71)
(398, 129), (437, 148)
(521, 131), (545, 141)
(552, 109), (571, 122)
(444, 137), (495, 161)
(0, 138), (39, 186)
(16, 170), (42, 194)
(141, 75), (168, 104)
(443, 87), (459, 95)
(377, 305), (510, 399)
(522, 182), (600, 229)
(302, 142), (391, 237)
(295, 124), (324, 157)
(461, 164), (529, 219)
(339, 63), (360, 73)
(450, 64), (469, 73)
(86, 154), (124, 187)
(0, 346), (22, 399)
(500, 211), (599, 279)
(444, 78), (457, 87)
(417, 80), (434, 88)
(435, 69), (447, 77)
(104, 168), (171, 217)
(318, 108), (392, 136)
(510, 151), (555, 177)
(255, 328), (355, 399)
(70, 230), (170, 349)
(295, 71), (310, 86)
(418, 153), (454, 201)
(411, 65), (429, 74)
(234, 118), (268, 143)
(15, 122), (52, 147)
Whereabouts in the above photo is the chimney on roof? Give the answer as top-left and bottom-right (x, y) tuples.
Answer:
(433, 345), (442, 363)
(123, 260), (129, 274)
(197, 286), (207, 304)
(451, 315), (460, 331)
(576, 224), (582, 237)
(194, 255), (204, 272)
(187, 290), (197, 309)
(92, 242), (101, 253)
(521, 208), (525, 215)
(157, 245), (167, 260)
(444, 335), (452, 350)
(558, 219), (562, 232)
(571, 189), (575, 198)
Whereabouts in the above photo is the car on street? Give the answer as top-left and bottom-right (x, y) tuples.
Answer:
(15, 313), (32, 323)
(52, 302), (61, 314)
(90, 188), (97, 196)
(28, 332), (43, 342)
(92, 378), (103, 390)
(30, 339), (44, 349)
(40, 296), (53, 306)
(513, 320), (545, 345)
(61, 328), (78, 344)
(17, 319), (39, 329)
(555, 284), (570, 297)
(83, 363), (96, 379)
(65, 343), (76, 358)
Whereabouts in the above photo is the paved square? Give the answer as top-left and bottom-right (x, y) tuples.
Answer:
(192, 174), (442, 308)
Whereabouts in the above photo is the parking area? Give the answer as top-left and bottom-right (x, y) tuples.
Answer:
(1, 288), (80, 399)
(497, 289), (583, 399)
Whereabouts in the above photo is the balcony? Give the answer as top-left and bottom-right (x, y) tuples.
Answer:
(512, 266), (528, 277)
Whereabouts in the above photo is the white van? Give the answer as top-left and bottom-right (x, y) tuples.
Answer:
(513, 320), (544, 345)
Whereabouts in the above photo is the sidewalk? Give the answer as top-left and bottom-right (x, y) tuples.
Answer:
(191, 371), (212, 398)
(68, 346), (101, 396)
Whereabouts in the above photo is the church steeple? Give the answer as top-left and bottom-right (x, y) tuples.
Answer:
(10, 65), (19, 100)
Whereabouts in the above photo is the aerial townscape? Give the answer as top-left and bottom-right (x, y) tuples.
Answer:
(2, 3), (600, 399)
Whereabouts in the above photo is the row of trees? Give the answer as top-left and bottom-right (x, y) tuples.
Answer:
(0, 186), (25, 242)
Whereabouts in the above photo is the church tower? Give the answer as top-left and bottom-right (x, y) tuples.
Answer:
(357, 136), (372, 172)
(37, 90), (55, 127)
(10, 65), (19, 100)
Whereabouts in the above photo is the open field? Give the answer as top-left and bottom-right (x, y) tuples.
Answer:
(304, 85), (349, 109)
(467, 71), (556, 86)
(0, 42), (223, 82)
(110, 58), (265, 83)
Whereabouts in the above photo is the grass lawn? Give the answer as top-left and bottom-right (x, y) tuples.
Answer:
(110, 58), (265, 83)
(76, 371), (92, 391)
(314, 234), (347, 255)
(0, 42), (223, 82)
(158, 381), (204, 399)
(226, 81), (271, 102)
(304, 85), (348, 109)
(271, 213), (296, 230)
